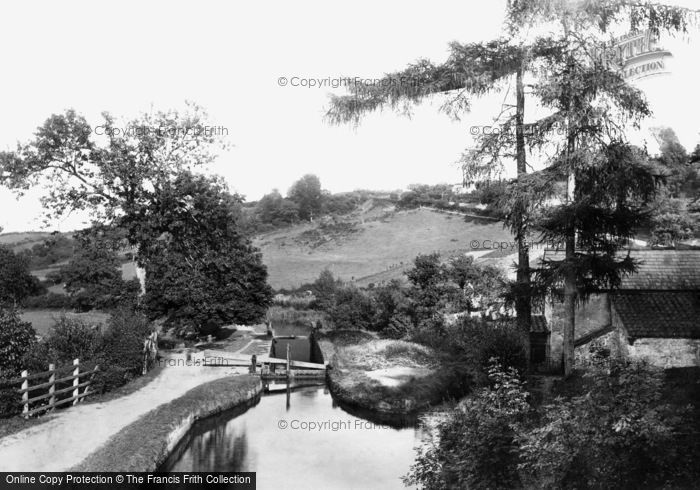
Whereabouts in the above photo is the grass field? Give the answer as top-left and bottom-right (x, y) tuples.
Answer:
(20, 309), (111, 337)
(255, 208), (513, 289)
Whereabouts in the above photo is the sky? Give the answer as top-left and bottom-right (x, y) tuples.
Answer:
(0, 0), (699, 233)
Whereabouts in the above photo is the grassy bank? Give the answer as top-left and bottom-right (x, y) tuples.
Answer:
(317, 330), (469, 415)
(72, 375), (262, 472)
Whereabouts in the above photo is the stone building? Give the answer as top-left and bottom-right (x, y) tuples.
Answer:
(539, 249), (700, 368)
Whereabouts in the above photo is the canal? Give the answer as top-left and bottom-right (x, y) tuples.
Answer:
(160, 385), (424, 489)
(163, 325), (425, 488)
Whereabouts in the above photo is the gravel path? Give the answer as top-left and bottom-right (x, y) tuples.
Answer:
(0, 352), (242, 471)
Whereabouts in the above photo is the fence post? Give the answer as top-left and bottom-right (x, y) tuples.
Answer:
(21, 370), (28, 419)
(82, 365), (99, 400)
(286, 344), (291, 379)
(48, 364), (55, 411)
(72, 359), (79, 406)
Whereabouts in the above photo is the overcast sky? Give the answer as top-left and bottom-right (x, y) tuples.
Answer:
(1, 0), (698, 232)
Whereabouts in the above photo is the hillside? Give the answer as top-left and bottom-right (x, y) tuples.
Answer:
(254, 204), (514, 290)
(1, 203), (516, 292)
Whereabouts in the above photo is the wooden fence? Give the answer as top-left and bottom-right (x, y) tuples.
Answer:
(2, 359), (99, 418)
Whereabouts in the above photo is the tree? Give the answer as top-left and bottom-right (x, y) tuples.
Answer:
(0, 107), (272, 333)
(0, 308), (36, 375)
(288, 174), (323, 221)
(0, 245), (44, 306)
(328, 287), (376, 330)
(0, 104), (226, 224)
(325, 29), (568, 363)
(506, 0), (697, 376)
(310, 268), (341, 311)
(130, 172), (273, 333)
(59, 238), (139, 311)
(256, 189), (299, 226)
(650, 195), (695, 247)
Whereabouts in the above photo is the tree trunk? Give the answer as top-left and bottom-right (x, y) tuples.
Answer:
(563, 227), (576, 378)
(563, 130), (577, 378)
(561, 21), (576, 378)
(514, 61), (532, 367)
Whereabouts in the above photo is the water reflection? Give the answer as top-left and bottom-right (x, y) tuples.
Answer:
(162, 386), (423, 490)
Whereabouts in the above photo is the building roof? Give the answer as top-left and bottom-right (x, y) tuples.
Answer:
(539, 249), (700, 291)
(618, 250), (700, 290)
(611, 291), (700, 339)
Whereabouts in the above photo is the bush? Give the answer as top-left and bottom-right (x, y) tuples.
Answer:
(407, 357), (700, 489)
(157, 337), (178, 350)
(199, 318), (221, 338)
(43, 314), (101, 364)
(92, 308), (153, 393)
(328, 287), (375, 330)
(0, 381), (22, 418)
(405, 360), (529, 489)
(0, 308), (37, 375)
(450, 317), (528, 376)
(23, 292), (73, 309)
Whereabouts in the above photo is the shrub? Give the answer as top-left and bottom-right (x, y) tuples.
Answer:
(518, 358), (700, 489)
(405, 359), (529, 489)
(199, 318), (221, 338)
(0, 381), (21, 418)
(0, 308), (37, 375)
(328, 287), (375, 330)
(157, 337), (177, 350)
(92, 308), (153, 393)
(43, 314), (101, 364)
(450, 317), (528, 376)
(23, 292), (73, 309)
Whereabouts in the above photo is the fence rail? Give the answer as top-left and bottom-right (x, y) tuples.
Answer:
(2, 358), (99, 418)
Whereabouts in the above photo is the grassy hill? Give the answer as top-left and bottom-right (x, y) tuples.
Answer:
(2, 204), (516, 292)
(0, 231), (56, 251)
(254, 205), (514, 290)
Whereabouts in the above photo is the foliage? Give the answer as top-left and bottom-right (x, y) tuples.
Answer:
(0, 104), (226, 224)
(254, 190), (300, 228)
(650, 194), (695, 247)
(92, 308), (153, 393)
(19, 233), (75, 270)
(59, 239), (139, 311)
(405, 359), (529, 490)
(406, 356), (700, 489)
(452, 317), (528, 375)
(21, 309), (155, 396)
(41, 314), (101, 365)
(134, 172), (272, 334)
(288, 174), (323, 221)
(518, 358), (698, 489)
(0, 307), (37, 375)
(0, 385), (21, 418)
(328, 287), (376, 331)
(23, 292), (74, 310)
(0, 245), (44, 306)
(309, 269), (342, 311)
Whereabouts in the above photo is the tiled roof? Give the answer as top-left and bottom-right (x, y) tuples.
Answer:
(618, 250), (700, 290)
(539, 249), (700, 291)
(611, 292), (700, 339)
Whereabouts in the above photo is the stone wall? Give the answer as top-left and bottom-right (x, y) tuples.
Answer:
(625, 337), (700, 368)
(546, 293), (611, 361)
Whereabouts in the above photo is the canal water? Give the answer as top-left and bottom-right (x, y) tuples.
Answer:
(162, 325), (425, 488)
(160, 385), (424, 489)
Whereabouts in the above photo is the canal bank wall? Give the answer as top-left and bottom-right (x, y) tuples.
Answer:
(72, 375), (262, 472)
(315, 330), (467, 416)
